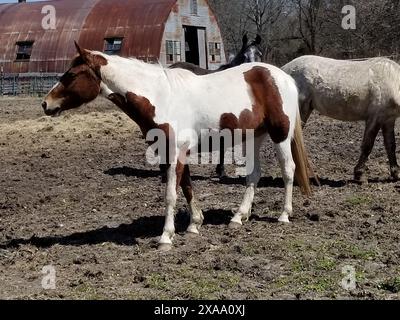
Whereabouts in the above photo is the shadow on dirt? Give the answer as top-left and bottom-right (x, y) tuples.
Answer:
(104, 166), (209, 182)
(0, 209), (235, 250)
(219, 176), (349, 189)
(104, 167), (161, 178)
(105, 166), (394, 190)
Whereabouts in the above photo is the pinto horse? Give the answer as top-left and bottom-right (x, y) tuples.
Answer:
(42, 42), (312, 251)
(283, 55), (400, 182)
(170, 34), (262, 178)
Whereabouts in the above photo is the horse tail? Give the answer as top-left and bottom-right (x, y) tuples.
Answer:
(291, 110), (315, 196)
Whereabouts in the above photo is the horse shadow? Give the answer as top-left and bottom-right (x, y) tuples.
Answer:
(104, 167), (161, 179)
(0, 209), (234, 250)
(103, 166), (379, 189)
(104, 166), (209, 182)
(218, 176), (348, 189)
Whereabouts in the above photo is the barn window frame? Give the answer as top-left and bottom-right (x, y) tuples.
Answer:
(209, 42), (222, 63)
(190, 0), (198, 15)
(104, 37), (124, 55)
(15, 41), (34, 61)
(166, 40), (181, 64)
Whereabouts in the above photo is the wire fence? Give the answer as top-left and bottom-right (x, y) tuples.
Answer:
(0, 73), (61, 96)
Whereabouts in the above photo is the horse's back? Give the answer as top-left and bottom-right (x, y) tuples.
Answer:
(283, 55), (400, 87)
(166, 62), (300, 140)
(207, 62), (299, 132)
(282, 55), (400, 120)
(169, 62), (211, 75)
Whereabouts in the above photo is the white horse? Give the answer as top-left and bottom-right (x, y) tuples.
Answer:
(283, 55), (400, 181)
(42, 42), (312, 250)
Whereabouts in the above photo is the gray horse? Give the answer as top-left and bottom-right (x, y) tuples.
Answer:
(283, 55), (400, 182)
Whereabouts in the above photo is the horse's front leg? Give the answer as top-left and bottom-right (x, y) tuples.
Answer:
(229, 135), (263, 228)
(274, 139), (296, 223)
(159, 162), (178, 251)
(382, 119), (400, 180)
(354, 118), (381, 182)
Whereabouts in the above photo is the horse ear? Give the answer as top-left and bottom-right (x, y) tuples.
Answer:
(74, 41), (85, 56)
(74, 41), (92, 64)
(255, 34), (262, 45)
(242, 34), (248, 46)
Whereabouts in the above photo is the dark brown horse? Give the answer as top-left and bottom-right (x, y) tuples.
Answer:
(169, 34), (262, 75)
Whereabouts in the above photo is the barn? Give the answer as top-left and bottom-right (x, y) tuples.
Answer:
(0, 0), (226, 78)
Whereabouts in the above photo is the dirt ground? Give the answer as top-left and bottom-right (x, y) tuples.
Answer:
(0, 96), (399, 300)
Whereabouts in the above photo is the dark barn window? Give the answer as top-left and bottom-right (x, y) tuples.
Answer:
(104, 38), (123, 54)
(190, 0), (198, 15)
(209, 42), (221, 63)
(16, 41), (34, 61)
(166, 40), (181, 64)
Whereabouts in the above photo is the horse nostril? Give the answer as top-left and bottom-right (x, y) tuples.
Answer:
(42, 101), (47, 110)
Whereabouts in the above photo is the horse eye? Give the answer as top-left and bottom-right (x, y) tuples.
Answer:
(61, 73), (76, 82)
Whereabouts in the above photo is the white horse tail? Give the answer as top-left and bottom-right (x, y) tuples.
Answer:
(291, 110), (315, 196)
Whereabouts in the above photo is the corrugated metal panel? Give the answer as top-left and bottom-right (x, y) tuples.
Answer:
(0, 0), (176, 73)
(80, 0), (175, 61)
(0, 0), (100, 73)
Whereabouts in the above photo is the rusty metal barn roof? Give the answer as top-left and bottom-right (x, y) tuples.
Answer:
(0, 0), (177, 73)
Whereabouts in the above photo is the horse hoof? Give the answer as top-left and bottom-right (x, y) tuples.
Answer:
(228, 221), (242, 229)
(186, 225), (200, 235)
(184, 232), (198, 241)
(158, 243), (172, 252)
(354, 171), (367, 184)
(391, 170), (400, 181)
(278, 216), (290, 224)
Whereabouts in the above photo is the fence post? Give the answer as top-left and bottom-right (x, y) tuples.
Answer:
(0, 71), (3, 96)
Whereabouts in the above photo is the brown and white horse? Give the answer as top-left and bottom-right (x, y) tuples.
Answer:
(170, 34), (262, 178)
(42, 42), (312, 250)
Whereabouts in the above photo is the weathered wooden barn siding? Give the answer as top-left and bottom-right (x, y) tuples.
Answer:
(161, 0), (226, 69)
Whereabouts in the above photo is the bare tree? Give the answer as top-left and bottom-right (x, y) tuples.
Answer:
(291, 0), (328, 54)
(245, 0), (287, 59)
(210, 0), (400, 64)
(208, 0), (250, 54)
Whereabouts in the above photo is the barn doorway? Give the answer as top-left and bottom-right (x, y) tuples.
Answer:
(184, 26), (207, 69)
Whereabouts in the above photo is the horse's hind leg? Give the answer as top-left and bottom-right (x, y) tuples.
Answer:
(354, 118), (381, 182)
(180, 164), (204, 235)
(229, 135), (264, 228)
(216, 137), (226, 178)
(274, 139), (296, 223)
(159, 163), (178, 251)
(382, 119), (400, 180)
(300, 99), (314, 126)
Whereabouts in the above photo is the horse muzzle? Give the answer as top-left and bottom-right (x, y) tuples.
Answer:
(42, 100), (62, 117)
